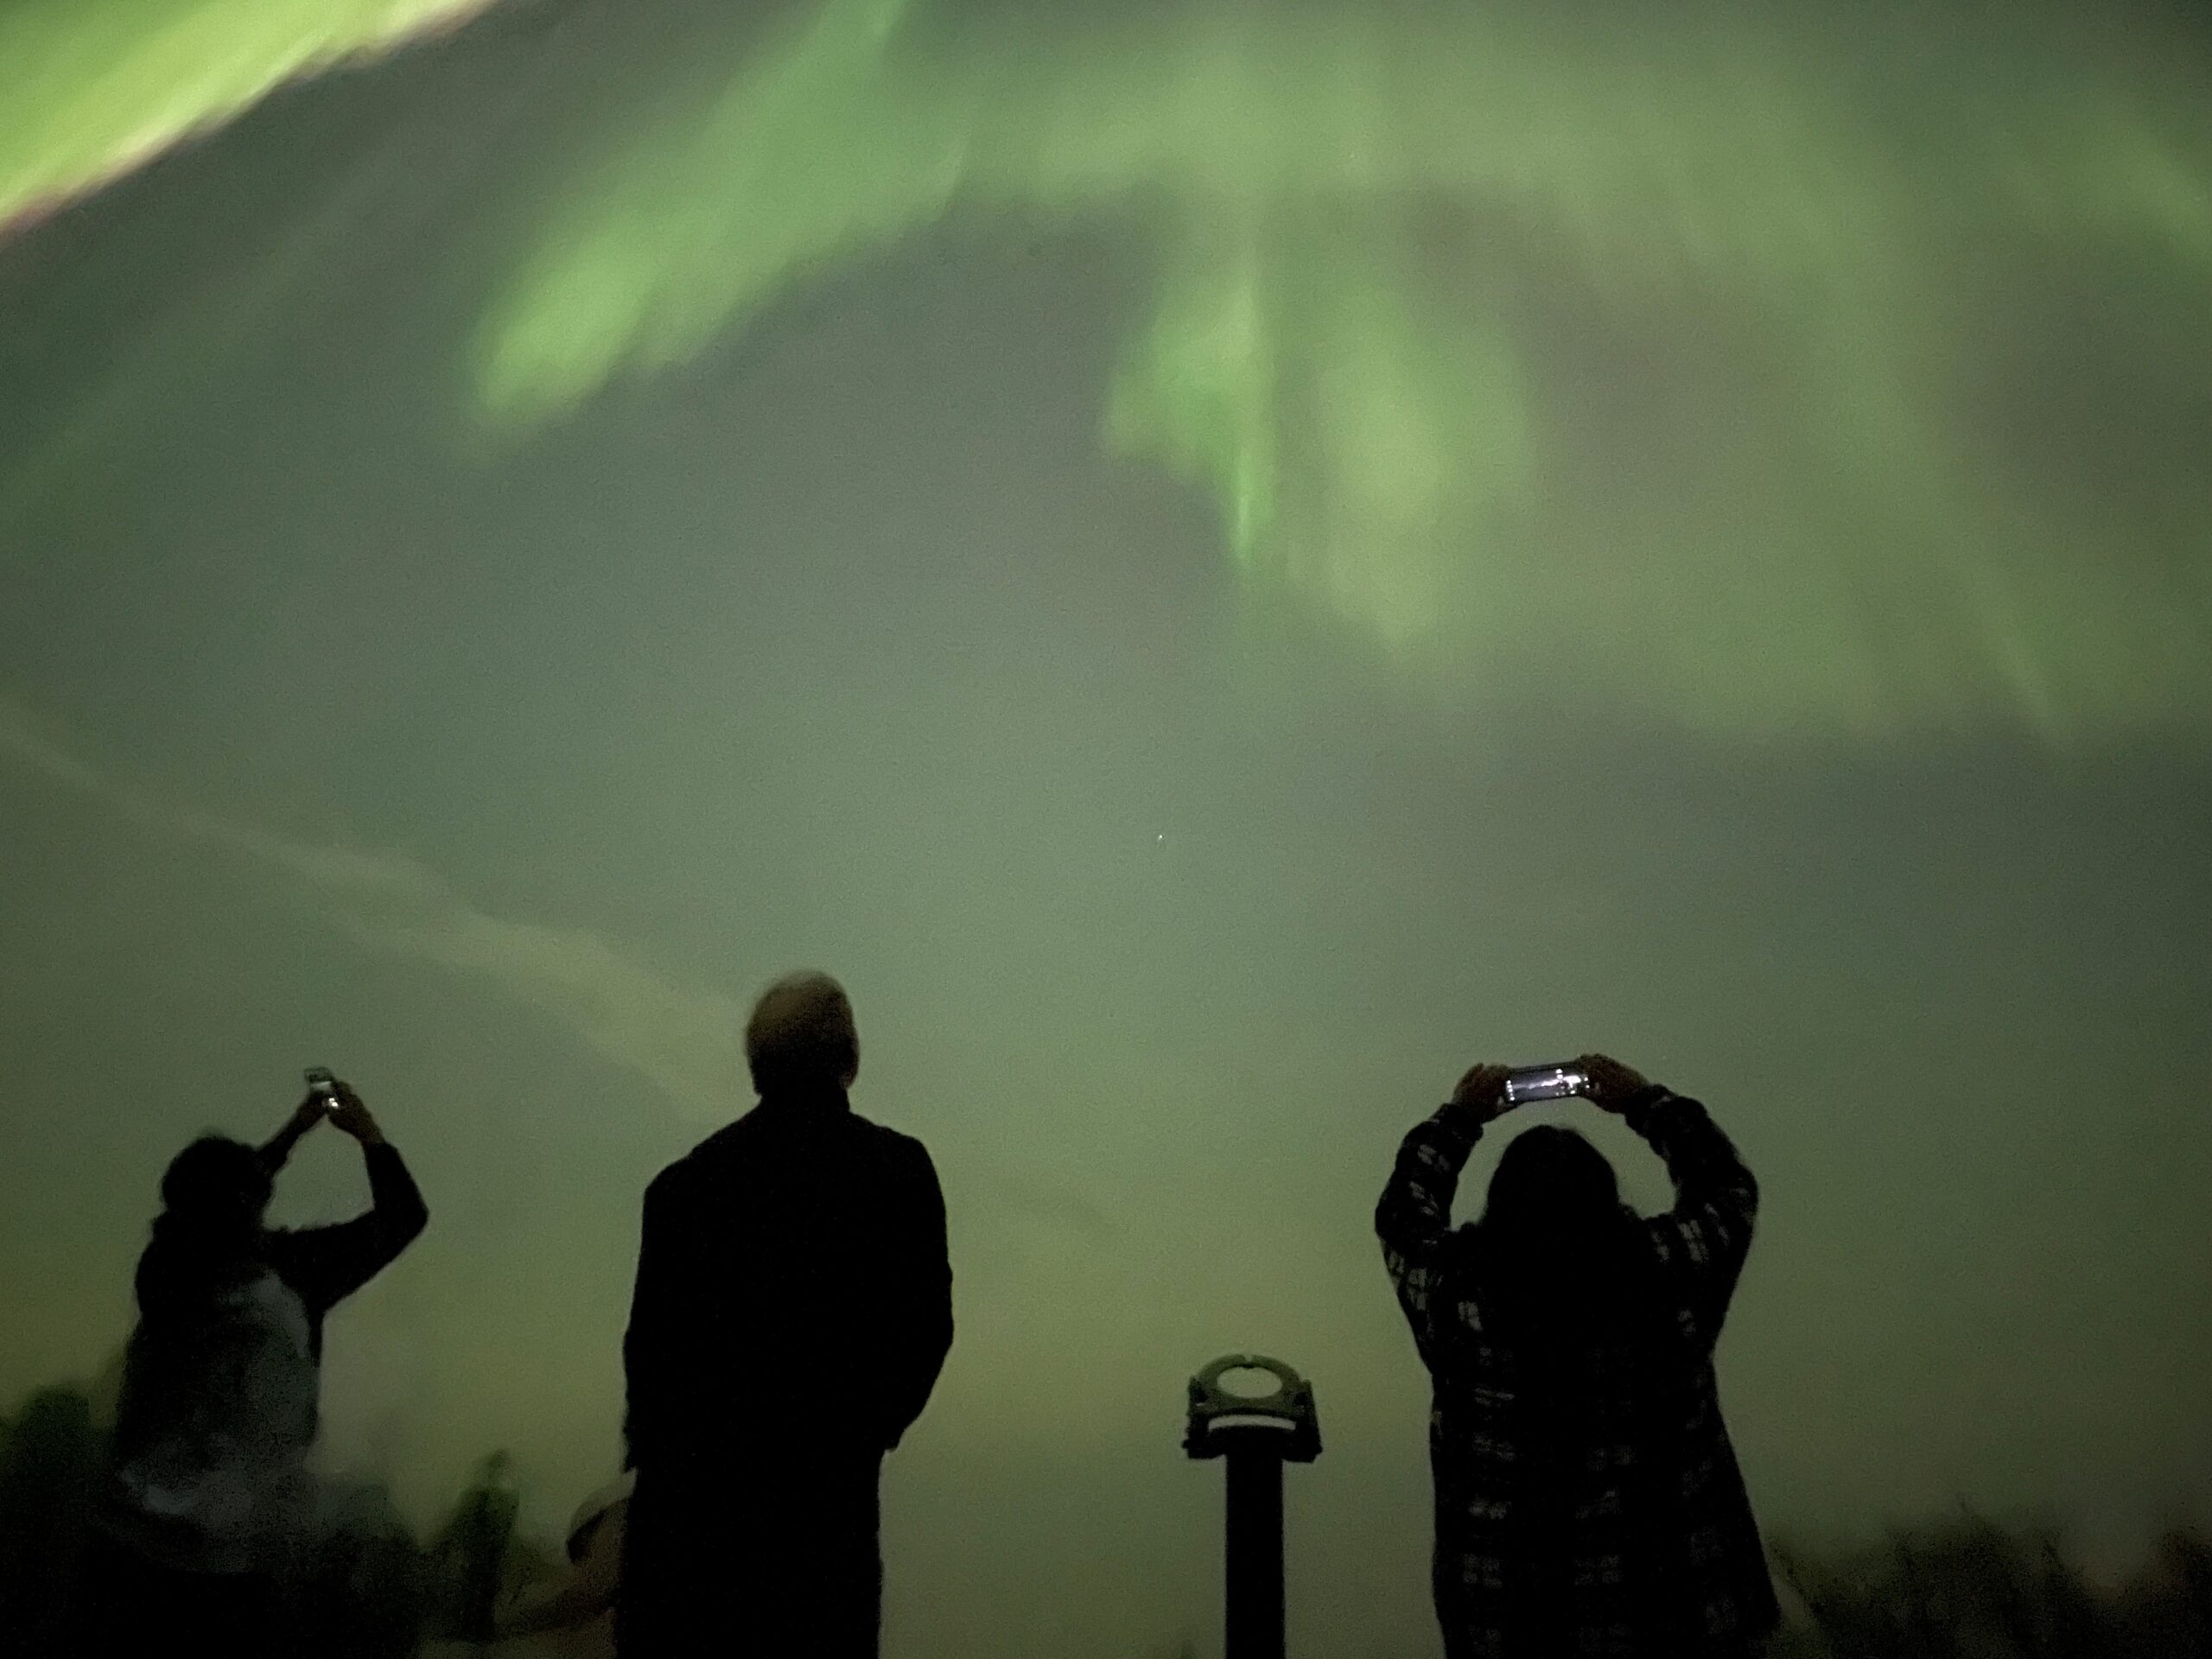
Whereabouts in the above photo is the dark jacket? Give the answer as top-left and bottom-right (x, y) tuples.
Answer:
(261, 1143), (430, 1368)
(127, 1143), (431, 1364)
(621, 1088), (954, 1474)
(1376, 1086), (1780, 1657)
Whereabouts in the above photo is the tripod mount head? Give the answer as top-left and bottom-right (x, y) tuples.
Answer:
(1184, 1354), (1321, 1464)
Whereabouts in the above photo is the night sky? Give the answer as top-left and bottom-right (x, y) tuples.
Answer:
(3, 2), (2209, 1655)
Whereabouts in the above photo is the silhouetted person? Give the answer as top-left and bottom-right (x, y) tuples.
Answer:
(617, 970), (953, 1659)
(1376, 1052), (1780, 1658)
(82, 1077), (428, 1658)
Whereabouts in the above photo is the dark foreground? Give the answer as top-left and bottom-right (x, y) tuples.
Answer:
(2, 1383), (2205, 1657)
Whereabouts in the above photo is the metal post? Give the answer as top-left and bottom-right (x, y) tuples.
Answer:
(1222, 1427), (1287, 1659)
(1185, 1355), (1322, 1659)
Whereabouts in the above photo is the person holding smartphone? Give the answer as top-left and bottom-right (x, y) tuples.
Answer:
(82, 1073), (429, 1657)
(1376, 1052), (1780, 1658)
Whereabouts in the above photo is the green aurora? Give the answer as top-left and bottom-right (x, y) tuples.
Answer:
(0, 0), (492, 230)
(8, 0), (2212, 739)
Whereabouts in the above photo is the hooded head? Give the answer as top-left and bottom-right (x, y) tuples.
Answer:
(159, 1136), (273, 1239)
(1452, 1124), (1660, 1358)
(1479, 1125), (1624, 1241)
(137, 1135), (273, 1315)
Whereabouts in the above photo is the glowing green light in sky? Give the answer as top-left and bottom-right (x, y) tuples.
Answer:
(8, 0), (2212, 738)
(462, 0), (2212, 737)
(0, 0), (488, 231)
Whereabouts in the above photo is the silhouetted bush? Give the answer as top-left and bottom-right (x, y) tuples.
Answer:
(0, 1388), (102, 1659)
(3, 1380), (2207, 1656)
(422, 1450), (529, 1643)
(277, 1478), (429, 1659)
(0, 1386), (539, 1657)
(1768, 1502), (2212, 1658)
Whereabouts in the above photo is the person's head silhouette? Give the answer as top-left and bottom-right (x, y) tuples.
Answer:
(746, 969), (860, 1096)
(1481, 1125), (1623, 1238)
(158, 1135), (273, 1244)
(1458, 1125), (1655, 1354)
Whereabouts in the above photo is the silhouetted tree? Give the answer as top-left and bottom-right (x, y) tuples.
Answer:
(0, 1386), (104, 1659)
(276, 1479), (429, 1659)
(1770, 1504), (2212, 1659)
(3, 1377), (2208, 1659)
(2156, 1527), (2212, 1649)
(423, 1449), (522, 1643)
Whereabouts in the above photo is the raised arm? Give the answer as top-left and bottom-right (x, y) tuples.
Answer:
(265, 1083), (429, 1316)
(1582, 1054), (1759, 1346)
(1375, 1064), (1510, 1370)
(256, 1093), (327, 1173)
(877, 1140), (954, 1452)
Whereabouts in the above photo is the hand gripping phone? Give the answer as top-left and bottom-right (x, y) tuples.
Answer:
(1501, 1062), (1589, 1106)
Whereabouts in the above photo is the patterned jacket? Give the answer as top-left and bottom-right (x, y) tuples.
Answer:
(1377, 1085), (1780, 1657)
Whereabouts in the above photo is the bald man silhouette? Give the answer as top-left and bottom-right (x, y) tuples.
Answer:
(616, 971), (953, 1659)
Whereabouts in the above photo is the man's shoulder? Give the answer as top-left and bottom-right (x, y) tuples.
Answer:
(653, 1112), (930, 1171)
(849, 1112), (938, 1177)
(849, 1110), (928, 1154)
(646, 1122), (750, 1199)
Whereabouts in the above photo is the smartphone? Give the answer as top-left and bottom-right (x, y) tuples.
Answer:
(1503, 1063), (1588, 1105)
(304, 1066), (340, 1108)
